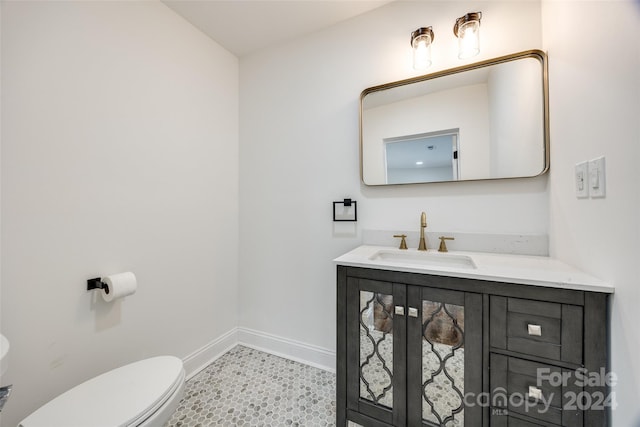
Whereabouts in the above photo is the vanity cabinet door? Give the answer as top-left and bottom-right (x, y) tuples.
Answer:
(346, 277), (407, 426)
(406, 287), (483, 427)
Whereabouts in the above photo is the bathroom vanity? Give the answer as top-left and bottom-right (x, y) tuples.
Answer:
(335, 246), (613, 427)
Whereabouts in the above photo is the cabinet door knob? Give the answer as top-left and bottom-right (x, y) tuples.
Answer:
(408, 307), (419, 318)
(527, 324), (542, 336)
(528, 386), (543, 401)
(395, 306), (405, 316)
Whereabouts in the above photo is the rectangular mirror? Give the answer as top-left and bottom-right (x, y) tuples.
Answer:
(360, 50), (549, 185)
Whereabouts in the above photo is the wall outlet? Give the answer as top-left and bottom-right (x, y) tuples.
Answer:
(575, 161), (589, 198)
(589, 156), (606, 198)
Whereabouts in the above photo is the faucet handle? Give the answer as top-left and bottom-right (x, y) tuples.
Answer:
(393, 234), (408, 250)
(438, 236), (454, 252)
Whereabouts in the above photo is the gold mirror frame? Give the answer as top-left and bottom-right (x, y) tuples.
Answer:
(360, 50), (549, 186)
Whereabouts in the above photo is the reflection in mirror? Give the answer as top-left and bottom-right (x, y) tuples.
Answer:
(360, 50), (548, 185)
(385, 130), (459, 184)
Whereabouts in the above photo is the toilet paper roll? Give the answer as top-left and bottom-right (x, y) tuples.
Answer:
(101, 272), (137, 302)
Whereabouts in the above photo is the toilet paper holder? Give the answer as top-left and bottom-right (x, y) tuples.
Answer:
(87, 278), (110, 295)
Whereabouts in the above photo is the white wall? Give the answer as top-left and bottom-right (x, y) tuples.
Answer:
(543, 1), (640, 425)
(0, 2), (239, 426)
(239, 0), (546, 357)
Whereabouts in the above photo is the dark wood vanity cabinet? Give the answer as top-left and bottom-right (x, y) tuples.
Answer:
(337, 266), (610, 427)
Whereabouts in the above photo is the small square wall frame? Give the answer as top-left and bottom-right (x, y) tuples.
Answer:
(333, 199), (357, 222)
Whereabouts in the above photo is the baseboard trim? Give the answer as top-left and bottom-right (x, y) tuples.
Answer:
(182, 327), (238, 380)
(237, 327), (336, 373)
(182, 327), (336, 378)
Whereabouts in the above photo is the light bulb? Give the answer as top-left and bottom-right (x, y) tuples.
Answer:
(454, 12), (482, 60)
(411, 27), (434, 70)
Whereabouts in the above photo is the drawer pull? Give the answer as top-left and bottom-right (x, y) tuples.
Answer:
(408, 307), (419, 318)
(527, 324), (542, 336)
(395, 306), (405, 316)
(528, 386), (543, 401)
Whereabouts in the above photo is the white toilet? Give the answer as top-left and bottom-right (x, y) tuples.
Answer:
(19, 356), (185, 427)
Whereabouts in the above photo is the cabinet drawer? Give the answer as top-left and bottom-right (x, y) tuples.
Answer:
(490, 412), (562, 426)
(490, 354), (583, 427)
(490, 296), (583, 364)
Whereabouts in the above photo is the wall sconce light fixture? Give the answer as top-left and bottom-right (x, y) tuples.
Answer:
(411, 27), (434, 70)
(453, 12), (482, 59)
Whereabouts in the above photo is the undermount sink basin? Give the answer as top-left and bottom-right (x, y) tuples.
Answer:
(369, 249), (477, 269)
(1, 334), (8, 376)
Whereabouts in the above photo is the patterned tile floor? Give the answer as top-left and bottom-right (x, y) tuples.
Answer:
(165, 345), (336, 426)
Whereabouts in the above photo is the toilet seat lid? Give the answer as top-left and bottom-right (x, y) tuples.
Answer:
(19, 355), (184, 427)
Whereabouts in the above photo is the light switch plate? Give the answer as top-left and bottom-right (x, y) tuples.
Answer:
(575, 161), (589, 198)
(589, 156), (606, 198)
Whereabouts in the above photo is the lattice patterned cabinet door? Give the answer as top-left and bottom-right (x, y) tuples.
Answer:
(408, 287), (483, 427)
(421, 299), (465, 426)
(345, 277), (407, 426)
(359, 290), (394, 408)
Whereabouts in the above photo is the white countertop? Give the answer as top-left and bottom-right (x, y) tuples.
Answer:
(334, 245), (614, 293)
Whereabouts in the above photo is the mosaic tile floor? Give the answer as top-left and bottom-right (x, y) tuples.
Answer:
(165, 345), (336, 426)
(164, 342), (460, 426)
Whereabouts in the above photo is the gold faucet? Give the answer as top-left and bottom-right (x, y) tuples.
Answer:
(418, 212), (427, 251)
(393, 234), (408, 250)
(438, 236), (454, 252)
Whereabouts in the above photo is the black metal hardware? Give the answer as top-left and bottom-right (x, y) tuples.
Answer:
(333, 199), (357, 222)
(87, 277), (110, 295)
